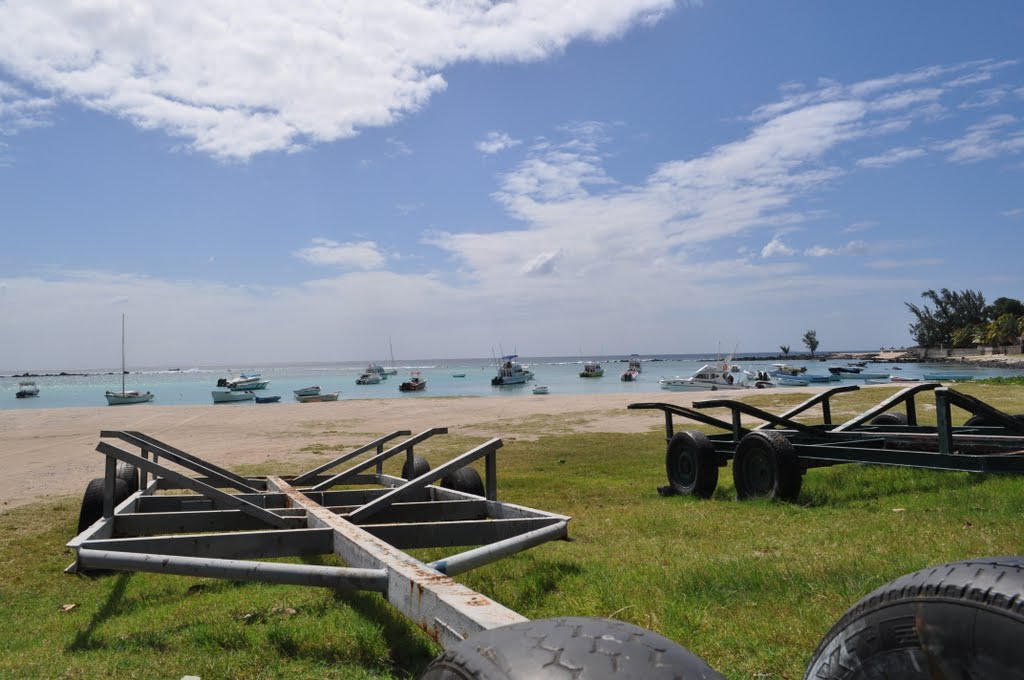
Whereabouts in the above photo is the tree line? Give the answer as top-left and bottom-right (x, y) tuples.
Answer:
(906, 289), (1024, 348)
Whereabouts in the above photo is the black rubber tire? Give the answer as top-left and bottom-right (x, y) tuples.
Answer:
(116, 461), (139, 491)
(441, 467), (485, 497)
(964, 413), (1024, 428)
(869, 412), (908, 426)
(401, 455), (430, 480)
(76, 477), (130, 533)
(419, 616), (725, 680)
(804, 556), (1024, 680)
(665, 430), (719, 498)
(732, 430), (802, 502)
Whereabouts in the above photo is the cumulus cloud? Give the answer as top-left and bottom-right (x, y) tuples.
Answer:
(761, 236), (795, 257)
(293, 238), (387, 269)
(476, 131), (522, 155)
(522, 249), (564, 276)
(0, 1), (673, 160)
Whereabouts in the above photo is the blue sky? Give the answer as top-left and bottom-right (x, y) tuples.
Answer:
(1, 1), (1022, 371)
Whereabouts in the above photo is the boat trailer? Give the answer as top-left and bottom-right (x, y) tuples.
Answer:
(630, 383), (1024, 501)
(66, 427), (724, 678)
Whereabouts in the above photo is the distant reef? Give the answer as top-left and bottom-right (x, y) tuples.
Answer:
(2, 371), (119, 379)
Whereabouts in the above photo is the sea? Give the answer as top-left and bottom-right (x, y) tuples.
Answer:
(3, 353), (1022, 411)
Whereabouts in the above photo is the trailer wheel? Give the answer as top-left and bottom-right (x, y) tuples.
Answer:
(441, 467), (485, 496)
(666, 430), (719, 498)
(803, 556), (1024, 680)
(732, 431), (802, 502)
(76, 477), (130, 533)
(964, 413), (1024, 428)
(870, 412), (907, 426)
(116, 461), (139, 491)
(419, 616), (725, 680)
(401, 455), (430, 480)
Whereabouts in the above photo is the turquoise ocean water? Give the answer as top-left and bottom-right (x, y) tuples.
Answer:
(2, 354), (1021, 410)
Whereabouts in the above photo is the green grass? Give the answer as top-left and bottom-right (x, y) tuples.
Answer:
(3, 384), (1024, 678)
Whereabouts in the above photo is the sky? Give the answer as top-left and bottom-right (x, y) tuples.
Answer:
(1, 1), (1023, 371)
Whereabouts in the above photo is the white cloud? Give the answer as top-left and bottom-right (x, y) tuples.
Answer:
(522, 249), (564, 276)
(0, 1), (673, 160)
(476, 131), (522, 155)
(856, 146), (926, 168)
(0, 79), (53, 135)
(843, 220), (878, 233)
(865, 258), (942, 270)
(293, 238), (387, 269)
(804, 240), (869, 257)
(1001, 208), (1023, 218)
(937, 114), (1024, 163)
(761, 236), (795, 257)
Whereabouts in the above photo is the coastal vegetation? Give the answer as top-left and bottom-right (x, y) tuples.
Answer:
(907, 288), (1024, 349)
(3, 385), (1024, 678)
(801, 330), (819, 357)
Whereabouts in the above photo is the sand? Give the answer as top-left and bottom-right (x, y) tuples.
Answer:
(1, 390), (785, 512)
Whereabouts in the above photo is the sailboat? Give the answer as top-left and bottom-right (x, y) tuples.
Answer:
(105, 315), (155, 406)
(382, 337), (399, 375)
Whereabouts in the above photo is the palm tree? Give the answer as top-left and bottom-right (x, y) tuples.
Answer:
(780, 344), (790, 357)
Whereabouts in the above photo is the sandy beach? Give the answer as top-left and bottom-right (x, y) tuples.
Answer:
(0, 390), (779, 512)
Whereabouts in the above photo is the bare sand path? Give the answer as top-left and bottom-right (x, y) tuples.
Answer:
(2, 390), (781, 512)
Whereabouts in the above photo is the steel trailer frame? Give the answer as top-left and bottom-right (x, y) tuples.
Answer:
(66, 427), (571, 649)
(630, 383), (1024, 500)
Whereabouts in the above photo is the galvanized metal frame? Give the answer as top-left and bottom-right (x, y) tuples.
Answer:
(67, 428), (570, 648)
(631, 383), (1024, 476)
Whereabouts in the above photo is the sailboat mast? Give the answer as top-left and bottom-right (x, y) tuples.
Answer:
(121, 314), (126, 393)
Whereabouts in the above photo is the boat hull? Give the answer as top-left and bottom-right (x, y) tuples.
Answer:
(212, 390), (254, 403)
(295, 392), (340, 402)
(107, 391), (155, 405)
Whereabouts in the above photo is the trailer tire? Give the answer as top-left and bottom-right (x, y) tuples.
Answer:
(666, 430), (719, 498)
(732, 431), (802, 502)
(441, 467), (485, 497)
(418, 616), (725, 680)
(803, 556), (1024, 680)
(964, 413), (1024, 428)
(116, 461), (140, 491)
(401, 455), (430, 480)
(870, 412), (907, 426)
(76, 477), (130, 533)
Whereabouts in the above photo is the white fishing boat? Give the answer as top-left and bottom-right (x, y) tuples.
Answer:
(628, 354), (643, 374)
(777, 376), (810, 387)
(212, 389), (255, 403)
(658, 360), (745, 392)
(491, 355), (534, 386)
(15, 381), (39, 398)
(620, 369), (639, 382)
(772, 363), (807, 376)
(532, 385), (550, 395)
(295, 391), (340, 402)
(293, 386), (321, 397)
(217, 373), (270, 391)
(356, 368), (382, 385)
(105, 315), (155, 406)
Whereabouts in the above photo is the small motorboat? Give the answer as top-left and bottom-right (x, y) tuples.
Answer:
(579, 360), (604, 378)
(828, 366), (862, 375)
(777, 376), (810, 387)
(15, 381), (39, 398)
(255, 395), (281, 404)
(889, 376), (921, 382)
(620, 369), (639, 382)
(452, 372), (466, 378)
(532, 385), (549, 394)
(295, 391), (340, 402)
(212, 390), (255, 403)
(399, 371), (427, 392)
(356, 371), (381, 385)
(293, 386), (321, 397)
(218, 373), (270, 390)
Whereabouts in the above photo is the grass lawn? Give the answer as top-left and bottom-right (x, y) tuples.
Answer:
(3, 384), (1024, 679)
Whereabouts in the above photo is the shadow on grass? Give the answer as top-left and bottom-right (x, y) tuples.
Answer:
(797, 466), (994, 508)
(67, 572), (134, 652)
(330, 590), (438, 674)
